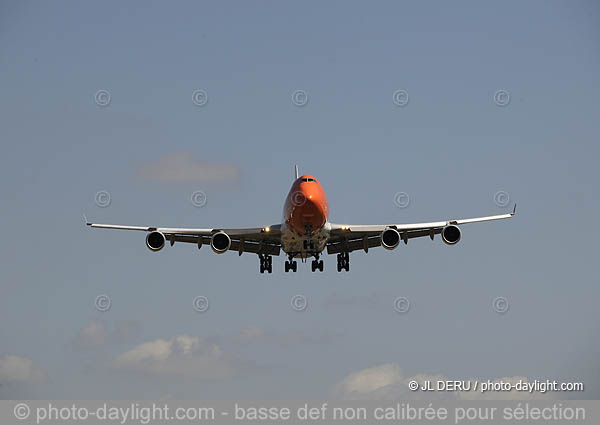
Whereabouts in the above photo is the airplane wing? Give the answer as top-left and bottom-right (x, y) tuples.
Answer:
(84, 217), (282, 256)
(326, 205), (516, 254)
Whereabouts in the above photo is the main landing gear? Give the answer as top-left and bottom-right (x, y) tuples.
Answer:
(311, 254), (324, 272)
(259, 254), (272, 274)
(284, 256), (298, 273)
(337, 252), (350, 272)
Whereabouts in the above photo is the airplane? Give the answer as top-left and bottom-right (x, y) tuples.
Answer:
(85, 165), (516, 273)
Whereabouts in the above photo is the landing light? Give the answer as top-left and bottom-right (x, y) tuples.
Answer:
(264, 226), (271, 232)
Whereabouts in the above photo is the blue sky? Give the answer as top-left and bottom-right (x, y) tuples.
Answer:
(1, 0), (599, 400)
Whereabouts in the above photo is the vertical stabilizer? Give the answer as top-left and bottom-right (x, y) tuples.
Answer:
(295, 164), (299, 180)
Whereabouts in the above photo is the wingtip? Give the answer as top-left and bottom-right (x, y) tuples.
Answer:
(83, 214), (91, 226)
(512, 203), (517, 215)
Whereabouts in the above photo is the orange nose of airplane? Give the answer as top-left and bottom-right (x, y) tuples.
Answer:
(285, 175), (329, 235)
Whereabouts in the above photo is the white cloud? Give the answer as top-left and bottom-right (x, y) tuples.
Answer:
(73, 321), (107, 349)
(73, 320), (142, 350)
(112, 335), (237, 380)
(0, 355), (46, 384)
(333, 364), (448, 400)
(137, 153), (240, 183)
(333, 363), (553, 400)
(334, 363), (404, 396)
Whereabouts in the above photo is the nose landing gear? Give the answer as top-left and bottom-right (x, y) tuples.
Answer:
(303, 240), (315, 250)
(311, 254), (324, 272)
(337, 252), (350, 272)
(259, 254), (272, 274)
(284, 256), (298, 273)
(303, 226), (315, 251)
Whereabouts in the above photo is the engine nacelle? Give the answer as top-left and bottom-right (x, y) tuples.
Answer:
(146, 231), (166, 252)
(381, 228), (400, 250)
(441, 225), (461, 245)
(210, 231), (231, 254)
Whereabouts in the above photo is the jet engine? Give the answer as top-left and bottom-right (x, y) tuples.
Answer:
(210, 232), (231, 254)
(441, 225), (461, 245)
(381, 228), (401, 250)
(146, 231), (166, 252)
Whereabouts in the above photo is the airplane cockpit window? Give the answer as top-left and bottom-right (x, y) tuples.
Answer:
(301, 178), (316, 182)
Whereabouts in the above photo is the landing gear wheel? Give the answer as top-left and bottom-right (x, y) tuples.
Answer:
(284, 260), (298, 273)
(337, 252), (350, 272)
(259, 254), (272, 274)
(311, 259), (324, 272)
